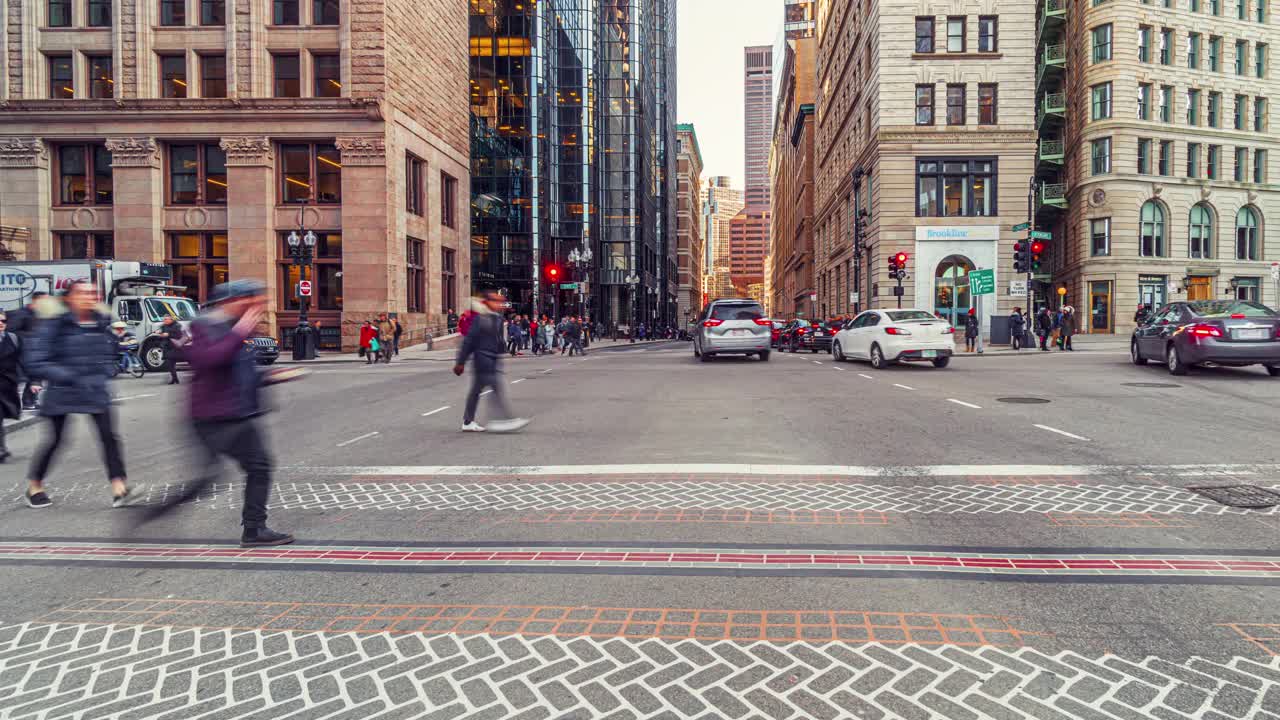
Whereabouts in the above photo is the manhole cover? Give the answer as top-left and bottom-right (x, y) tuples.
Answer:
(1187, 485), (1280, 508)
(1122, 382), (1182, 388)
(996, 397), (1050, 404)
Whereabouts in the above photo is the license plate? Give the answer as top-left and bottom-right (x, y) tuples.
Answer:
(921, 350), (938, 358)
(1235, 328), (1267, 340)
(730, 329), (749, 337)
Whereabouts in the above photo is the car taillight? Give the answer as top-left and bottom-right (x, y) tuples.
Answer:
(1231, 313), (1246, 319)
(702, 319), (723, 328)
(885, 327), (912, 335)
(1188, 324), (1221, 338)
(797, 327), (808, 334)
(940, 325), (954, 334)
(753, 318), (772, 326)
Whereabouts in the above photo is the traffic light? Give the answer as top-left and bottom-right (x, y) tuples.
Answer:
(887, 252), (909, 280)
(1013, 242), (1029, 274)
(546, 264), (562, 283)
(1030, 241), (1045, 273)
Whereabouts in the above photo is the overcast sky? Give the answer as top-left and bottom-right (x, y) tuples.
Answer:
(677, 0), (780, 190)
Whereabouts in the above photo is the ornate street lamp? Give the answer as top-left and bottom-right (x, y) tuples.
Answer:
(287, 228), (318, 360)
(625, 271), (640, 342)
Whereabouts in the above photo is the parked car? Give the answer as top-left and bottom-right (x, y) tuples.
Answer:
(832, 309), (954, 369)
(693, 299), (772, 361)
(780, 319), (834, 353)
(247, 335), (280, 365)
(1131, 300), (1280, 376)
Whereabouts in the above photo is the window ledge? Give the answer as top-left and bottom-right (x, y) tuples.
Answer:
(912, 52), (1003, 61)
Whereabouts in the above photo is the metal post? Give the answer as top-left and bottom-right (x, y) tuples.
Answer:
(976, 291), (984, 354)
(1027, 176), (1037, 323)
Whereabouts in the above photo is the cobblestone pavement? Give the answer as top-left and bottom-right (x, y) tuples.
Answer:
(20, 479), (1280, 516)
(1, 620), (1278, 720)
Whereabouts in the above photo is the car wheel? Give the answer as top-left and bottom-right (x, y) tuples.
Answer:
(1266, 364), (1280, 377)
(700, 351), (712, 362)
(141, 342), (166, 372)
(693, 342), (701, 358)
(1130, 340), (1148, 366)
(869, 344), (886, 369)
(1166, 345), (1189, 376)
(759, 350), (770, 362)
(932, 356), (950, 368)
(833, 342), (845, 362)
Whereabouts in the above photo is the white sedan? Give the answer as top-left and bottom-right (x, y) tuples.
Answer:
(831, 309), (955, 369)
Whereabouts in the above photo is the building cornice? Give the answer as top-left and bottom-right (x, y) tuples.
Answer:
(335, 136), (387, 166)
(0, 137), (48, 168)
(104, 136), (160, 168)
(0, 97), (385, 122)
(878, 129), (1037, 145)
(219, 136), (274, 167)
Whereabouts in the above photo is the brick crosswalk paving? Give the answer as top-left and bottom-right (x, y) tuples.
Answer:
(24, 479), (1280, 516)
(1, 621), (1277, 720)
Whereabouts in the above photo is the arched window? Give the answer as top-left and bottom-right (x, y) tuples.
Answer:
(1189, 204), (1214, 259)
(934, 255), (974, 329)
(1140, 201), (1166, 257)
(1236, 206), (1260, 260)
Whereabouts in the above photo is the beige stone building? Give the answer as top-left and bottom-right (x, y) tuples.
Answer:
(0, 0), (469, 350)
(770, 31), (816, 319)
(814, 0), (1037, 334)
(1043, 0), (1280, 335)
(675, 124), (704, 324)
(702, 176), (743, 301)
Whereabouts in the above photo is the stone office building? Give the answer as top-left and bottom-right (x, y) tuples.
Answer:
(0, 0), (470, 350)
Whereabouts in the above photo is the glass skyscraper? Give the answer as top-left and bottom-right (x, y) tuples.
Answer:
(469, 0), (676, 328)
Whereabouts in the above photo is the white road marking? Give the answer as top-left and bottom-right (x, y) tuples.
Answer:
(480, 390), (493, 396)
(290, 462), (1280, 478)
(1034, 424), (1092, 442)
(813, 360), (823, 365)
(893, 383), (915, 391)
(512, 378), (526, 384)
(858, 373), (873, 379)
(335, 431), (379, 448)
(946, 398), (982, 409)
(421, 406), (450, 417)
(831, 366), (843, 371)
(540, 369), (553, 374)
(111, 393), (158, 402)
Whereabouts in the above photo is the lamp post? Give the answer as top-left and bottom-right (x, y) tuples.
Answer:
(625, 271), (640, 342)
(287, 228), (318, 360)
(568, 245), (593, 318)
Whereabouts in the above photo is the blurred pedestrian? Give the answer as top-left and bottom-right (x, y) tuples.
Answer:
(7, 292), (46, 410)
(1134, 304), (1151, 325)
(23, 281), (136, 509)
(359, 320), (377, 364)
(140, 280), (294, 547)
(447, 308), (459, 334)
(455, 291), (529, 433)
(377, 313), (395, 362)
(963, 308), (979, 352)
(1060, 306), (1076, 351)
(392, 315), (403, 356)
(1035, 307), (1053, 351)
(1009, 307), (1026, 351)
(155, 315), (185, 384)
(0, 312), (20, 463)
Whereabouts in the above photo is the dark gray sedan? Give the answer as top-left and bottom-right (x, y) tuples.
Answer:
(1131, 300), (1280, 376)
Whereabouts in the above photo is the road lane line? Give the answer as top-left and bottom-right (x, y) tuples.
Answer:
(112, 394), (158, 402)
(947, 398), (982, 409)
(541, 369), (553, 374)
(831, 366), (843, 371)
(421, 406), (450, 417)
(512, 378), (526, 384)
(290, 462), (1280, 477)
(813, 360), (823, 365)
(480, 390), (493, 396)
(858, 373), (873, 379)
(336, 431), (379, 448)
(893, 384), (914, 391)
(1034, 424), (1091, 442)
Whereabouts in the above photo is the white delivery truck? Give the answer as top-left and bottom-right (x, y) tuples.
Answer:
(0, 259), (199, 371)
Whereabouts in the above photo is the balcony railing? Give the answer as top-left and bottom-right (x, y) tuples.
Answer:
(1041, 183), (1068, 208)
(1037, 92), (1067, 126)
(1039, 140), (1065, 163)
(1043, 44), (1066, 65)
(1038, 0), (1068, 42)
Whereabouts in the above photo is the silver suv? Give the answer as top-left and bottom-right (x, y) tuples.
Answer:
(694, 299), (771, 361)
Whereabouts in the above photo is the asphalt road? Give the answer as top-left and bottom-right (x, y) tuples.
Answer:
(2, 339), (1279, 719)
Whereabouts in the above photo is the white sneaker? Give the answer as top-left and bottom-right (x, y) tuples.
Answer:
(487, 418), (530, 434)
(461, 422), (486, 432)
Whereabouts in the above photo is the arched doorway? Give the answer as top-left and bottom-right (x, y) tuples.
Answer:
(935, 255), (974, 328)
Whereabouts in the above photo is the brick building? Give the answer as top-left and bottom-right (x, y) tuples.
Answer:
(675, 124), (704, 324)
(769, 23), (816, 319)
(0, 0), (469, 350)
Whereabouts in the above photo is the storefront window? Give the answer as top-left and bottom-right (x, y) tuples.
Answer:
(278, 232), (342, 310)
(1235, 278), (1260, 301)
(167, 232), (229, 302)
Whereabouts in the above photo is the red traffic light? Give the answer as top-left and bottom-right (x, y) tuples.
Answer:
(1030, 241), (1045, 255)
(894, 252), (909, 266)
(547, 265), (561, 280)
(1014, 242), (1026, 253)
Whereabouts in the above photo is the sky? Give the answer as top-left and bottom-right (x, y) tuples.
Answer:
(676, 0), (780, 190)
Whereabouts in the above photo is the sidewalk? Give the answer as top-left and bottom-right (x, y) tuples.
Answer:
(954, 333), (1129, 356)
(278, 336), (671, 365)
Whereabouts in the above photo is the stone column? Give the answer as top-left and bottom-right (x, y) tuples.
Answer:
(335, 135), (392, 349)
(0, 137), (51, 259)
(104, 137), (163, 262)
(220, 136), (278, 330)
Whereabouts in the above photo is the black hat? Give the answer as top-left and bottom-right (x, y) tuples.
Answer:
(207, 279), (266, 305)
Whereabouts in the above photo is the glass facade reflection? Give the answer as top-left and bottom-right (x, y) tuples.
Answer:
(470, 0), (676, 326)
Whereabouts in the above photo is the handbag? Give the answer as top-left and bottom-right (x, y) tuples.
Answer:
(369, 338), (380, 352)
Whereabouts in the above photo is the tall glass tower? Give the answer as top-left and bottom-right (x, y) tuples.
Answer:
(469, 0), (676, 328)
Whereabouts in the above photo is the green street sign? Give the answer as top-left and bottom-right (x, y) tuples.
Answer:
(1033, 273), (1053, 281)
(968, 268), (996, 296)
(559, 282), (578, 290)
(1012, 222), (1031, 232)
(1029, 230), (1053, 240)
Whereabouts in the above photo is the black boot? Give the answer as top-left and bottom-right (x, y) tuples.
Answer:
(240, 526), (295, 548)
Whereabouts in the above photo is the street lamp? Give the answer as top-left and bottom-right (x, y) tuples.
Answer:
(568, 245), (593, 318)
(287, 228), (318, 360)
(625, 271), (640, 342)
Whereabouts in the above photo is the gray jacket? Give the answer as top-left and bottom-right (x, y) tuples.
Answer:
(26, 310), (115, 416)
(456, 311), (504, 374)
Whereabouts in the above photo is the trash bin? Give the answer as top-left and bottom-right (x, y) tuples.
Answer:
(989, 315), (1010, 345)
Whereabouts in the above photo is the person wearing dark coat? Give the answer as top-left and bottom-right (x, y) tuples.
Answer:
(963, 308), (980, 352)
(155, 316), (186, 384)
(455, 292), (529, 433)
(6, 292), (45, 409)
(22, 281), (136, 509)
(1059, 306), (1077, 351)
(1009, 307), (1026, 351)
(0, 312), (21, 462)
(1035, 308), (1053, 351)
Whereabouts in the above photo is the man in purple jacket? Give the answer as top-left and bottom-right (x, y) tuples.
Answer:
(140, 280), (293, 547)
